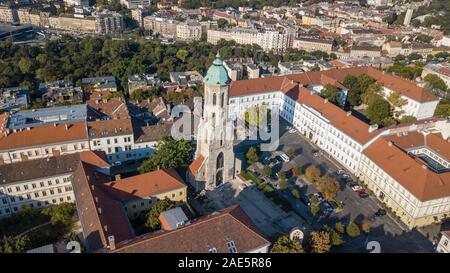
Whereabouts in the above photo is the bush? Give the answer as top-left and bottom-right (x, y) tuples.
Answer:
(262, 165), (272, 177)
(270, 235), (304, 253)
(278, 179), (288, 190)
(334, 222), (345, 234)
(291, 189), (300, 199)
(346, 222), (361, 237)
(361, 219), (373, 233)
(329, 229), (344, 246)
(277, 171), (286, 180)
(292, 165), (302, 176)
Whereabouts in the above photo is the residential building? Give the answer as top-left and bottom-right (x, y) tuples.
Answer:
(0, 87), (29, 111)
(207, 27), (294, 53)
(0, 151), (109, 218)
(82, 76), (117, 92)
(39, 80), (83, 106)
(96, 11), (124, 35)
(404, 8), (413, 26)
(102, 169), (187, 219)
(357, 130), (450, 229)
(293, 37), (335, 53)
(0, 6), (18, 24)
(88, 119), (135, 163)
(143, 15), (177, 37)
(127, 73), (160, 94)
(350, 45), (381, 58)
(120, 0), (151, 9)
(421, 63), (450, 88)
(436, 231), (450, 253)
(176, 21), (202, 41)
(0, 105), (90, 164)
(227, 67), (440, 174)
(223, 58), (256, 81)
(169, 71), (204, 87)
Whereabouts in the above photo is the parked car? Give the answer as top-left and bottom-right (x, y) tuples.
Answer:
(358, 192), (369, 198)
(351, 185), (363, 192)
(279, 152), (290, 162)
(112, 161), (122, 166)
(375, 209), (387, 217)
(319, 201), (334, 214)
(313, 152), (320, 157)
(336, 169), (345, 175)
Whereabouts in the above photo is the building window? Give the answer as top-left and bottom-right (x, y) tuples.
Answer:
(227, 241), (237, 253)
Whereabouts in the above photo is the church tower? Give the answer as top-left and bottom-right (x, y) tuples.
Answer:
(189, 53), (235, 191)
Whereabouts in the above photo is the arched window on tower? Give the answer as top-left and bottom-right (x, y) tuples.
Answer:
(212, 113), (215, 127)
(212, 93), (217, 106)
(221, 92), (225, 108)
(216, 152), (224, 170)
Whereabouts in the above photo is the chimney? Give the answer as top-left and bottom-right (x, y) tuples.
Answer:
(65, 124), (68, 130)
(115, 174), (121, 180)
(346, 111), (351, 116)
(388, 141), (392, 147)
(157, 165), (160, 170)
(108, 235), (115, 251)
(98, 207), (102, 214)
(324, 98), (328, 104)
(53, 123), (57, 127)
(421, 165), (427, 170)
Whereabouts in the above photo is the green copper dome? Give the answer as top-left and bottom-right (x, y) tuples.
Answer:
(204, 52), (231, 86)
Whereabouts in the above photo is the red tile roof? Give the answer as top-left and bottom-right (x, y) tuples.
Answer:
(0, 121), (88, 151)
(107, 205), (270, 253)
(102, 169), (186, 201)
(363, 137), (450, 201)
(229, 67), (438, 103)
(188, 155), (204, 174)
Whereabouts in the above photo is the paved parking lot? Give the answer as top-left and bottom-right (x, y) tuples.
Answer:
(270, 121), (435, 252)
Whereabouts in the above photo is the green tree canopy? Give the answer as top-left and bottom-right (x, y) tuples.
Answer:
(317, 176), (340, 201)
(321, 84), (342, 105)
(145, 198), (176, 230)
(138, 136), (193, 173)
(245, 147), (260, 165)
(304, 165), (321, 183)
(424, 74), (448, 91)
(346, 221), (361, 237)
(270, 235), (304, 253)
(366, 95), (391, 126)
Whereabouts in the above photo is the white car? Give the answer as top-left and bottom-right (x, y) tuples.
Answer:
(351, 185), (363, 192)
(112, 161), (122, 166)
(279, 153), (290, 162)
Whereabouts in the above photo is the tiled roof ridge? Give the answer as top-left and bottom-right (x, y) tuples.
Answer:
(111, 205), (254, 252)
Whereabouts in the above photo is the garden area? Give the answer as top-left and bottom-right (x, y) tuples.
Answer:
(0, 203), (78, 253)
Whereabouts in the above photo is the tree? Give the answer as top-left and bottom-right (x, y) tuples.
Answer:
(262, 165), (272, 177)
(278, 179), (288, 190)
(246, 147), (259, 165)
(176, 49), (188, 62)
(277, 171), (286, 180)
(13, 235), (31, 253)
(309, 231), (331, 253)
(286, 148), (295, 159)
(145, 198), (176, 230)
(321, 84), (342, 105)
(334, 222), (345, 234)
(434, 98), (450, 117)
(424, 74), (448, 91)
(399, 115), (417, 124)
(361, 219), (373, 233)
(304, 166), (321, 183)
(346, 221), (361, 237)
(366, 95), (391, 126)
(317, 176), (340, 200)
(291, 188), (300, 199)
(42, 203), (76, 227)
(387, 91), (408, 118)
(270, 235), (304, 253)
(329, 229), (344, 246)
(361, 82), (383, 105)
(139, 136), (193, 173)
(292, 165), (302, 176)
(311, 205), (320, 216)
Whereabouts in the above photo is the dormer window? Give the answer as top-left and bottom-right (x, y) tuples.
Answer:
(209, 247), (217, 253)
(227, 241), (237, 253)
